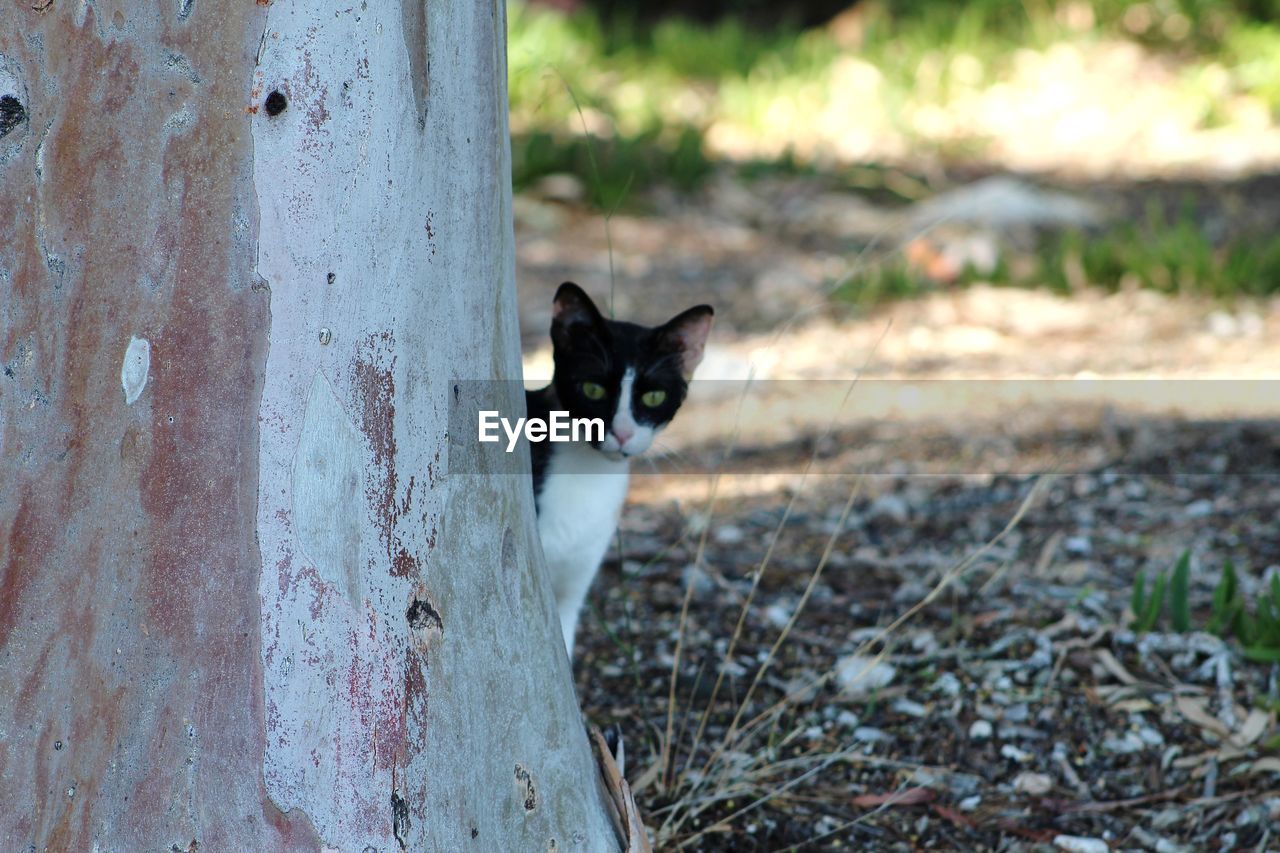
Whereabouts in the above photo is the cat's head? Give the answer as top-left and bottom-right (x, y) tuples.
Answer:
(549, 282), (713, 459)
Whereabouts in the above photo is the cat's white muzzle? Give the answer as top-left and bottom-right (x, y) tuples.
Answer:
(600, 424), (655, 457)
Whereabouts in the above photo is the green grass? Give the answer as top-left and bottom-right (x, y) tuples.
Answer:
(826, 199), (1280, 307)
(1131, 551), (1280, 663)
(830, 259), (944, 307)
(512, 126), (711, 209)
(1040, 208), (1280, 298)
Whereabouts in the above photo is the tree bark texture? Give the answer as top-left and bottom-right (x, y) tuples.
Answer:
(0, 1), (614, 849)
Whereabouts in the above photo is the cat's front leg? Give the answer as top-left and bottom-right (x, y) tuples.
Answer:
(547, 538), (611, 659)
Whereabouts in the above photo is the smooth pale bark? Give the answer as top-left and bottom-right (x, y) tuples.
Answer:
(0, 1), (614, 850)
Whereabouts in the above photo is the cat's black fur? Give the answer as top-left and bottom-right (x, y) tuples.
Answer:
(525, 282), (713, 503)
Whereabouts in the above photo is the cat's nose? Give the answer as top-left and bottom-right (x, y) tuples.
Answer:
(611, 425), (634, 446)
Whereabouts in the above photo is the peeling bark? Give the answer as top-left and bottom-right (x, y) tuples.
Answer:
(0, 1), (614, 849)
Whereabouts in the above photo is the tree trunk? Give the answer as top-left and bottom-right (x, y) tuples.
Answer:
(0, 1), (615, 849)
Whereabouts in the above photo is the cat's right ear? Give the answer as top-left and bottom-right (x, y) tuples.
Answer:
(551, 282), (606, 348)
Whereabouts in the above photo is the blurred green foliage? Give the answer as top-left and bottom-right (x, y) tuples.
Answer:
(510, 0), (1280, 207)
(830, 196), (1280, 306)
(511, 0), (1280, 301)
(1042, 208), (1280, 298)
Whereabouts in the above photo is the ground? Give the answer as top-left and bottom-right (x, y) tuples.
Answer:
(515, 172), (1280, 850)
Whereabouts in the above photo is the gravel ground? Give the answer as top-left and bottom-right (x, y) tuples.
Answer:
(576, 415), (1280, 850)
(517, 173), (1280, 850)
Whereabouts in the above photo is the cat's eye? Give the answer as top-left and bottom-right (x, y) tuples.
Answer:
(581, 382), (606, 401)
(641, 390), (667, 408)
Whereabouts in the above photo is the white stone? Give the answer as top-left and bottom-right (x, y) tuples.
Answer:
(834, 655), (896, 696)
(1053, 836), (1110, 853)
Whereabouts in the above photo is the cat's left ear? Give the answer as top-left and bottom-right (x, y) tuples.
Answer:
(551, 281), (608, 350)
(658, 305), (714, 379)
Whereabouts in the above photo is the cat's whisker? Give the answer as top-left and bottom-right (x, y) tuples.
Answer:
(647, 440), (693, 471)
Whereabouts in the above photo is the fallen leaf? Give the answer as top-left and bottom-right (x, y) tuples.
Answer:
(1111, 698), (1155, 713)
(1248, 757), (1280, 775)
(1175, 696), (1231, 739)
(590, 727), (652, 853)
(1229, 708), (1273, 748)
(852, 786), (936, 808)
(1044, 786), (1186, 813)
(1095, 649), (1139, 685)
(931, 804), (976, 828)
(996, 819), (1057, 843)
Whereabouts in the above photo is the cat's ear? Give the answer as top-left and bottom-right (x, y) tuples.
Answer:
(551, 282), (607, 349)
(658, 305), (714, 379)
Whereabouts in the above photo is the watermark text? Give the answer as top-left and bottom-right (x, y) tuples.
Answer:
(478, 410), (604, 452)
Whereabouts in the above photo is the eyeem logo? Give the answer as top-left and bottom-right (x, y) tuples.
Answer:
(478, 410), (604, 452)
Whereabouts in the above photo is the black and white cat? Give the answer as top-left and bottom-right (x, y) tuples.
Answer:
(526, 282), (713, 658)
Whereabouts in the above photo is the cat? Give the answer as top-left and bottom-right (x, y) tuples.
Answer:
(526, 282), (713, 659)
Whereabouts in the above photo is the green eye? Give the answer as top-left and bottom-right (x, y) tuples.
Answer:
(581, 382), (606, 401)
(641, 390), (667, 408)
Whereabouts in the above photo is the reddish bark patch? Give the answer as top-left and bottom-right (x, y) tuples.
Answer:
(0, 486), (43, 649)
(391, 546), (417, 578)
(354, 332), (405, 568)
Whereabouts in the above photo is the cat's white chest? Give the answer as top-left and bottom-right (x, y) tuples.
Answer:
(537, 444), (630, 568)
(536, 443), (630, 654)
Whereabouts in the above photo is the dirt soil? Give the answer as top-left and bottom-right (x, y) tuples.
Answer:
(516, 173), (1280, 851)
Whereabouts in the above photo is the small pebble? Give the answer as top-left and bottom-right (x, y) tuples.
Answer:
(1234, 806), (1262, 827)
(852, 726), (891, 743)
(813, 816), (840, 836)
(891, 580), (929, 604)
(932, 672), (962, 697)
(1064, 535), (1091, 556)
(834, 655), (896, 696)
(911, 630), (939, 653)
(1000, 724), (1047, 741)
(969, 720), (993, 741)
(1000, 744), (1033, 763)
(867, 494), (909, 525)
(1003, 703), (1030, 723)
(947, 772), (984, 796)
(907, 769), (939, 789)
(958, 795), (982, 812)
(1154, 839), (1192, 853)
(1013, 771), (1053, 795)
(713, 524), (745, 545)
(836, 710), (860, 729)
(681, 564), (716, 596)
(892, 698), (928, 718)
(1138, 727), (1165, 747)
(1185, 498), (1214, 518)
(1053, 836), (1108, 853)
(763, 603), (791, 629)
(1102, 732), (1145, 754)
